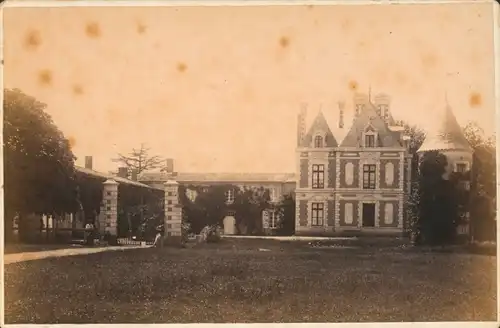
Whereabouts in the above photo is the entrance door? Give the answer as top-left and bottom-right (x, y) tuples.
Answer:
(362, 203), (376, 227)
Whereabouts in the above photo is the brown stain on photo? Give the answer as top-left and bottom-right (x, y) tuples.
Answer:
(356, 40), (371, 52)
(24, 29), (42, 51)
(136, 22), (147, 34)
(177, 62), (188, 73)
(279, 36), (290, 49)
(72, 84), (84, 95)
(348, 80), (358, 91)
(85, 22), (101, 39)
(469, 92), (482, 108)
(420, 53), (438, 70)
(38, 69), (53, 86)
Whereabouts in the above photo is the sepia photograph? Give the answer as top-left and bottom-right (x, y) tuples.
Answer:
(2, 0), (498, 324)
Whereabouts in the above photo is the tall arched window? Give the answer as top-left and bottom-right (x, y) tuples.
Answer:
(314, 136), (323, 148)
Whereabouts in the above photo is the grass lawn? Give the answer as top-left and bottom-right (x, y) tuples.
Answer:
(4, 238), (497, 323)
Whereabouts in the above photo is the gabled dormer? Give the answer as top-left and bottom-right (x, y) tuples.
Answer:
(362, 123), (378, 148)
(301, 110), (338, 148)
(340, 103), (401, 148)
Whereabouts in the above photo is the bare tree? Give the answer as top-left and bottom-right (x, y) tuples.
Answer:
(112, 143), (164, 176)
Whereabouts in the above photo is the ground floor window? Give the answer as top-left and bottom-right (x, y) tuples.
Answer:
(269, 211), (277, 229)
(311, 203), (324, 226)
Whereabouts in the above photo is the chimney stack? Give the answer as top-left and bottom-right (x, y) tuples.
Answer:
(338, 101), (345, 129)
(131, 169), (138, 181)
(353, 93), (369, 118)
(84, 156), (93, 170)
(117, 167), (128, 178)
(297, 103), (307, 146)
(165, 158), (174, 173)
(374, 93), (391, 121)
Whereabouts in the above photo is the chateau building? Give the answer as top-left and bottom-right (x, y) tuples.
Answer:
(294, 92), (472, 237)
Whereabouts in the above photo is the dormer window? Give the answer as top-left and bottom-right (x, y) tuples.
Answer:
(454, 162), (469, 173)
(314, 135), (323, 148)
(364, 134), (375, 148)
(363, 124), (377, 148)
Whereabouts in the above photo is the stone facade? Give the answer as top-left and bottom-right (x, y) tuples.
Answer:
(102, 179), (119, 236)
(294, 92), (411, 237)
(164, 180), (183, 245)
(295, 93), (473, 237)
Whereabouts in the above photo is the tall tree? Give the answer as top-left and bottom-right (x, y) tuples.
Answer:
(112, 143), (164, 176)
(463, 122), (496, 241)
(4, 89), (79, 237)
(417, 151), (458, 245)
(233, 186), (270, 235)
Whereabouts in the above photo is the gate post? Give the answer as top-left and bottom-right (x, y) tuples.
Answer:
(103, 179), (119, 240)
(164, 180), (182, 245)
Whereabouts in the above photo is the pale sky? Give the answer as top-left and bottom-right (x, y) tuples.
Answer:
(3, 2), (496, 173)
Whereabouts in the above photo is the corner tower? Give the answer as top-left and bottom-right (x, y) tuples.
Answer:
(417, 102), (473, 179)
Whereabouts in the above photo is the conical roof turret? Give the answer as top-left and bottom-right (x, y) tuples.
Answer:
(417, 103), (471, 153)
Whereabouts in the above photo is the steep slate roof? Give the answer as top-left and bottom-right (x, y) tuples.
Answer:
(417, 104), (472, 153)
(301, 104), (351, 146)
(139, 172), (296, 183)
(301, 110), (338, 147)
(340, 102), (402, 148)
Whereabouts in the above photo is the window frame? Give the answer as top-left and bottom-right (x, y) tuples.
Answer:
(311, 202), (324, 226)
(269, 211), (277, 229)
(362, 164), (376, 190)
(364, 134), (376, 148)
(225, 189), (235, 204)
(311, 164), (325, 189)
(454, 162), (469, 173)
(314, 135), (324, 148)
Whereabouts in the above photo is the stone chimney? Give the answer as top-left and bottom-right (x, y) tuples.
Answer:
(117, 167), (128, 178)
(84, 156), (93, 170)
(130, 169), (138, 181)
(165, 158), (174, 173)
(353, 93), (369, 118)
(338, 101), (345, 129)
(373, 93), (391, 121)
(297, 103), (307, 146)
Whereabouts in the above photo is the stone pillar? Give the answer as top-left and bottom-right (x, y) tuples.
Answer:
(102, 179), (119, 237)
(164, 180), (182, 245)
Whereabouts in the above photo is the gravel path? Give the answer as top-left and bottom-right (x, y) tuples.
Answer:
(4, 245), (148, 265)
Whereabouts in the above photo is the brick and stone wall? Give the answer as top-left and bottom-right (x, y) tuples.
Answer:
(338, 199), (359, 227)
(378, 200), (399, 228)
(379, 158), (400, 189)
(327, 200), (335, 228)
(339, 158), (360, 188)
(299, 159), (309, 188)
(298, 200), (308, 227)
(327, 159), (336, 188)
